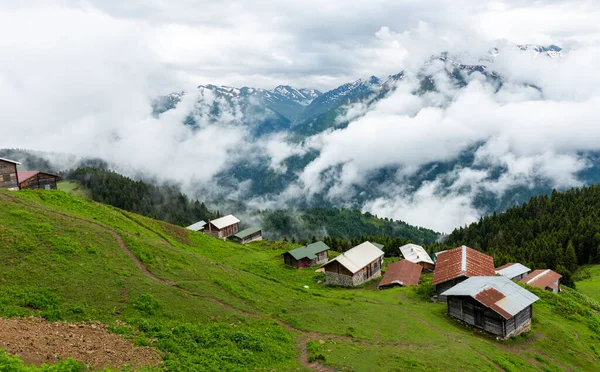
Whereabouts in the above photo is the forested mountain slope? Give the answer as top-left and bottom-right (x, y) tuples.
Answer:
(1, 188), (600, 371)
(446, 185), (600, 286)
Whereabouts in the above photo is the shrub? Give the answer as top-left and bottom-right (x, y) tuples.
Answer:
(132, 294), (161, 315)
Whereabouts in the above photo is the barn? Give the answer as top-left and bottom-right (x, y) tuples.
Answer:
(0, 158), (20, 190)
(230, 227), (263, 244)
(399, 243), (435, 271)
(378, 259), (422, 289)
(442, 276), (539, 339)
(520, 269), (562, 293)
(432, 245), (495, 300)
(205, 215), (240, 239)
(186, 220), (207, 232)
(17, 171), (59, 190)
(283, 241), (330, 268)
(495, 263), (531, 281)
(322, 241), (384, 287)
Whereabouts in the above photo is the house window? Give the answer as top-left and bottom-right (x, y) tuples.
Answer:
(44, 184), (51, 190)
(2, 174), (10, 182)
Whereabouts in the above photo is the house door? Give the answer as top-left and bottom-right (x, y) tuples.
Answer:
(474, 308), (485, 328)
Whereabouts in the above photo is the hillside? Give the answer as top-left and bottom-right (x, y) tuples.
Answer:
(1, 189), (600, 371)
(446, 185), (600, 287)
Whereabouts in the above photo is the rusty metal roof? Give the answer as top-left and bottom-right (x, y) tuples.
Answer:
(400, 243), (434, 265)
(441, 276), (539, 319)
(432, 245), (495, 286)
(495, 263), (530, 279)
(520, 269), (562, 290)
(378, 260), (422, 288)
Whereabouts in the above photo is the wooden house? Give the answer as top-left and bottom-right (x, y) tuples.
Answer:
(17, 171), (58, 190)
(378, 259), (422, 289)
(432, 245), (495, 300)
(399, 243), (435, 271)
(322, 242), (384, 286)
(283, 241), (330, 268)
(186, 220), (207, 232)
(206, 215), (240, 239)
(495, 263), (531, 281)
(442, 276), (539, 339)
(230, 227), (262, 244)
(520, 269), (562, 293)
(0, 158), (20, 190)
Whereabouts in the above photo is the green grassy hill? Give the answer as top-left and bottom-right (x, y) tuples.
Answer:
(1, 189), (600, 371)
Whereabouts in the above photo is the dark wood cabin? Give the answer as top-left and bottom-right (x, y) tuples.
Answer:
(323, 241), (384, 286)
(18, 171), (58, 190)
(0, 158), (20, 190)
(206, 215), (240, 239)
(229, 227), (262, 244)
(443, 276), (539, 339)
(283, 241), (330, 268)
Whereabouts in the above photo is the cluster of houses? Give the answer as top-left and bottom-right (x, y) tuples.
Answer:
(281, 240), (562, 340)
(0, 158), (59, 191)
(186, 214), (263, 244)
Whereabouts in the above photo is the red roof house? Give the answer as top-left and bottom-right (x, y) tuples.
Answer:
(378, 260), (422, 289)
(17, 171), (59, 190)
(520, 269), (562, 293)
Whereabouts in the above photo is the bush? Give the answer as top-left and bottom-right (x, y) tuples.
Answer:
(132, 294), (161, 315)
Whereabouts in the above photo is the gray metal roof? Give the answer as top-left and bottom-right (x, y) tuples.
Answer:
(0, 157), (21, 165)
(496, 263), (530, 279)
(186, 220), (207, 231)
(209, 214), (240, 229)
(287, 241), (330, 260)
(400, 243), (434, 265)
(233, 226), (262, 239)
(441, 276), (539, 319)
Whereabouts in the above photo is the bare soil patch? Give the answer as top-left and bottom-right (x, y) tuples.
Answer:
(0, 317), (161, 369)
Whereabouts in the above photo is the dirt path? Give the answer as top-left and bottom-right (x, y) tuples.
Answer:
(0, 317), (161, 369)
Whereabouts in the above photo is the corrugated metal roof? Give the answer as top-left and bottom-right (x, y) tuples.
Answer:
(209, 214), (240, 229)
(495, 263), (530, 279)
(233, 226), (262, 239)
(0, 157), (21, 165)
(323, 241), (384, 274)
(186, 220), (206, 231)
(287, 241), (330, 260)
(400, 244), (434, 265)
(378, 260), (422, 288)
(520, 269), (562, 290)
(432, 246), (495, 286)
(441, 276), (539, 319)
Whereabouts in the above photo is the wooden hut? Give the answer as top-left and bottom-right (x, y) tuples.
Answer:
(432, 245), (495, 300)
(0, 158), (20, 190)
(283, 241), (330, 268)
(17, 171), (58, 190)
(495, 263), (531, 281)
(378, 259), (422, 289)
(230, 227), (262, 244)
(520, 269), (562, 293)
(399, 243), (435, 271)
(206, 215), (240, 239)
(442, 276), (539, 339)
(322, 242), (384, 286)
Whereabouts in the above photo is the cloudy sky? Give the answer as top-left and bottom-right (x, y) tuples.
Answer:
(1, 1), (600, 232)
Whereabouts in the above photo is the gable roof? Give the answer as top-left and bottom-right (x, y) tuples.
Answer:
(323, 241), (384, 274)
(286, 241), (330, 260)
(0, 157), (20, 165)
(400, 243), (434, 265)
(520, 269), (562, 289)
(432, 245), (495, 286)
(17, 171), (59, 183)
(378, 260), (422, 288)
(209, 215), (240, 229)
(495, 263), (531, 279)
(372, 242), (384, 250)
(186, 220), (207, 231)
(441, 276), (539, 319)
(233, 226), (262, 239)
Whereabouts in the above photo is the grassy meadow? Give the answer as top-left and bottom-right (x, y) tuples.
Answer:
(1, 188), (600, 371)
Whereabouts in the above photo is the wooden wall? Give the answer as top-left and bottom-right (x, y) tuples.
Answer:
(19, 173), (58, 190)
(0, 160), (18, 190)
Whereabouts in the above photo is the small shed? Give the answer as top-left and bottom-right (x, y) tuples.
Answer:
(322, 241), (384, 287)
(0, 158), (21, 190)
(378, 259), (422, 289)
(18, 171), (59, 190)
(400, 243), (435, 271)
(230, 226), (262, 244)
(186, 220), (207, 232)
(206, 215), (240, 239)
(442, 276), (539, 339)
(283, 241), (330, 268)
(520, 269), (562, 293)
(432, 245), (495, 300)
(495, 263), (531, 281)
